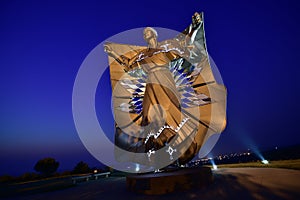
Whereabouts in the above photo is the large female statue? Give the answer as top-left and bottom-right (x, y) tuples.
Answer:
(104, 12), (226, 169)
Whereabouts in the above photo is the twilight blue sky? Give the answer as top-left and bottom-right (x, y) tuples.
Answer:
(0, 0), (300, 175)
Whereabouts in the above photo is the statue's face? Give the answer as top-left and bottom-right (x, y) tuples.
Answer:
(143, 29), (155, 42)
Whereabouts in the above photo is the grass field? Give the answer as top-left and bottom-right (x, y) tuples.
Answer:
(205, 159), (300, 170)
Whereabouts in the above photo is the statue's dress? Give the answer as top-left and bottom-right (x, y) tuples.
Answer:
(111, 43), (209, 165)
(128, 47), (192, 155)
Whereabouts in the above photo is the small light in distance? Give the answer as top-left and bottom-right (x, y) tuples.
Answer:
(135, 164), (140, 172)
(261, 160), (269, 164)
(212, 164), (218, 170)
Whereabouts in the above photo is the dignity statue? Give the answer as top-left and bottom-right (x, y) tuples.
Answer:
(104, 12), (226, 170)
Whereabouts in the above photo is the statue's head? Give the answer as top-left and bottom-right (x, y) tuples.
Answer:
(143, 27), (158, 42)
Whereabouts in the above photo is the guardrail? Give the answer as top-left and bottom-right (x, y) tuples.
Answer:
(0, 172), (112, 197)
(71, 172), (111, 184)
(93, 172), (110, 180)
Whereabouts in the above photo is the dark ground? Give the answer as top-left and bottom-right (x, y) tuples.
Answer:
(3, 168), (300, 200)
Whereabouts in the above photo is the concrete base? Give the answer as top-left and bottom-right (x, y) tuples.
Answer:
(126, 167), (213, 195)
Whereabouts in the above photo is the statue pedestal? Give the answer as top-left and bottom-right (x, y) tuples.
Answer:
(126, 167), (213, 195)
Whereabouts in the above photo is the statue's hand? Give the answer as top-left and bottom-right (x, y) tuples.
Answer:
(192, 12), (202, 28)
(104, 44), (113, 54)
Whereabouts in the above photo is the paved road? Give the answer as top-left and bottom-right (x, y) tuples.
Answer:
(5, 168), (300, 200)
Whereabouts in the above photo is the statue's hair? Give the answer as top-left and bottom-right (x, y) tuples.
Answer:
(144, 27), (158, 37)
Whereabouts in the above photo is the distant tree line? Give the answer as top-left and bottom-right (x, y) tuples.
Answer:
(0, 157), (109, 184)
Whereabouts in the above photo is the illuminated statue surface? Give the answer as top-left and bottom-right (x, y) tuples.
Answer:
(104, 12), (226, 169)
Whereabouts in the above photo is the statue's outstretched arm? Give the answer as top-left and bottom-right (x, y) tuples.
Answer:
(162, 12), (204, 61)
(173, 12), (205, 63)
(104, 44), (130, 71)
(184, 12), (203, 46)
